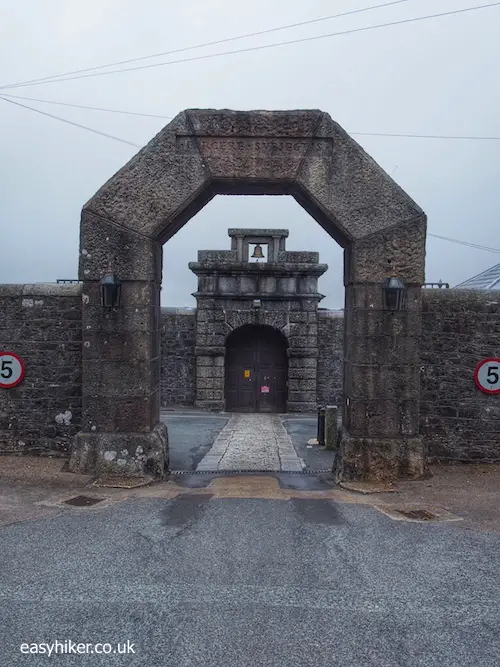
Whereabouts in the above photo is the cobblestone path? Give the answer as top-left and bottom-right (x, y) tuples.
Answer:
(196, 414), (305, 472)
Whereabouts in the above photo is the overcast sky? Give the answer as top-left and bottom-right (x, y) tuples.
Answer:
(1, 0), (499, 308)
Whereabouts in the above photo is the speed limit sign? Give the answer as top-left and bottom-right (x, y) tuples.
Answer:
(0, 352), (26, 389)
(474, 358), (500, 395)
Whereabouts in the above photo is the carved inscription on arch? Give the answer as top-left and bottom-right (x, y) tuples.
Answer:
(176, 136), (332, 158)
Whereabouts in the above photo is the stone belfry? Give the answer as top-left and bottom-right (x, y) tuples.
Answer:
(189, 228), (328, 412)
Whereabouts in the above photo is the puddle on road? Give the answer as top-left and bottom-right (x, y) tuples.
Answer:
(291, 498), (344, 525)
(161, 493), (213, 527)
(63, 495), (105, 507)
(278, 474), (334, 492)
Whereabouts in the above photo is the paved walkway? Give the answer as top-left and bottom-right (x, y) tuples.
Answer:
(196, 414), (305, 472)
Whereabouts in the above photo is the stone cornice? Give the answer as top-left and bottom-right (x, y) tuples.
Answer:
(189, 262), (328, 277)
(192, 292), (325, 301)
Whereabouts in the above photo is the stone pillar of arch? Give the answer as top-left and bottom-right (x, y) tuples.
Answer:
(69, 109), (426, 482)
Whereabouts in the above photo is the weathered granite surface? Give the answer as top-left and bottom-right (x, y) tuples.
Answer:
(317, 310), (344, 407)
(190, 229), (327, 413)
(420, 289), (500, 462)
(14, 109), (429, 481)
(83, 110), (424, 244)
(0, 284), (82, 456)
(69, 422), (168, 478)
(1, 281), (498, 467)
(299, 290), (500, 464)
(160, 308), (196, 407)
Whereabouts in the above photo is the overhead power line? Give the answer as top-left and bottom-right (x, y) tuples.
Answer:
(428, 233), (500, 254)
(352, 131), (500, 140)
(0, 0), (415, 90)
(0, 96), (141, 148)
(1, 2), (499, 90)
(2, 91), (500, 142)
(0, 92), (172, 119)
(1, 97), (499, 257)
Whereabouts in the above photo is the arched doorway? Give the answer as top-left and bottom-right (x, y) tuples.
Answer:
(225, 325), (288, 413)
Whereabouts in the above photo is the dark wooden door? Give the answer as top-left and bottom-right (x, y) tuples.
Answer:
(225, 329), (255, 412)
(225, 326), (287, 413)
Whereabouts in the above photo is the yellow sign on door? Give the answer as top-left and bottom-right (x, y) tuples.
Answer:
(244, 370), (251, 378)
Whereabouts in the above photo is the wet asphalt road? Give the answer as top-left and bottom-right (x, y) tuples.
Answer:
(281, 415), (335, 471)
(161, 412), (229, 470)
(163, 411), (334, 471)
(1, 494), (500, 666)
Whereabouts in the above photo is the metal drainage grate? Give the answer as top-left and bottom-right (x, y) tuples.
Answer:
(63, 495), (104, 507)
(170, 469), (331, 476)
(396, 509), (436, 521)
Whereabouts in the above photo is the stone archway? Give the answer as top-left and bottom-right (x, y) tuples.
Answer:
(225, 325), (288, 414)
(69, 109), (427, 482)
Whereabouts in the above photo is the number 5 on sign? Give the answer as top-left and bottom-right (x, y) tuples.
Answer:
(0, 352), (26, 388)
(474, 358), (500, 395)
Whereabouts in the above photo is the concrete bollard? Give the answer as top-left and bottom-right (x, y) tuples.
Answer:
(325, 405), (339, 451)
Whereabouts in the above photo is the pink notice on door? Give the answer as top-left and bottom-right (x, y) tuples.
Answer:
(260, 385), (270, 393)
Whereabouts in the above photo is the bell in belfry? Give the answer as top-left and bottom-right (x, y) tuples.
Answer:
(251, 244), (265, 261)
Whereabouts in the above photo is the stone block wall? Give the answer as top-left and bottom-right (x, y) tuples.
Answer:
(317, 309), (344, 407)
(189, 229), (328, 413)
(193, 297), (227, 411)
(311, 290), (500, 462)
(160, 308), (196, 407)
(190, 296), (322, 412)
(0, 284), (82, 455)
(1, 282), (498, 465)
(420, 289), (500, 462)
(285, 299), (320, 412)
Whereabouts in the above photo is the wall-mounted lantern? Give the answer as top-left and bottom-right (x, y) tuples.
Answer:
(383, 277), (405, 311)
(252, 299), (261, 309)
(101, 273), (121, 310)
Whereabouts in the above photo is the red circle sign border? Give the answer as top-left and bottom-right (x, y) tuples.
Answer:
(0, 351), (26, 388)
(474, 358), (500, 395)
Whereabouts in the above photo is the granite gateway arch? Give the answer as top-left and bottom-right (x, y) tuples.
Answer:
(69, 109), (427, 482)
